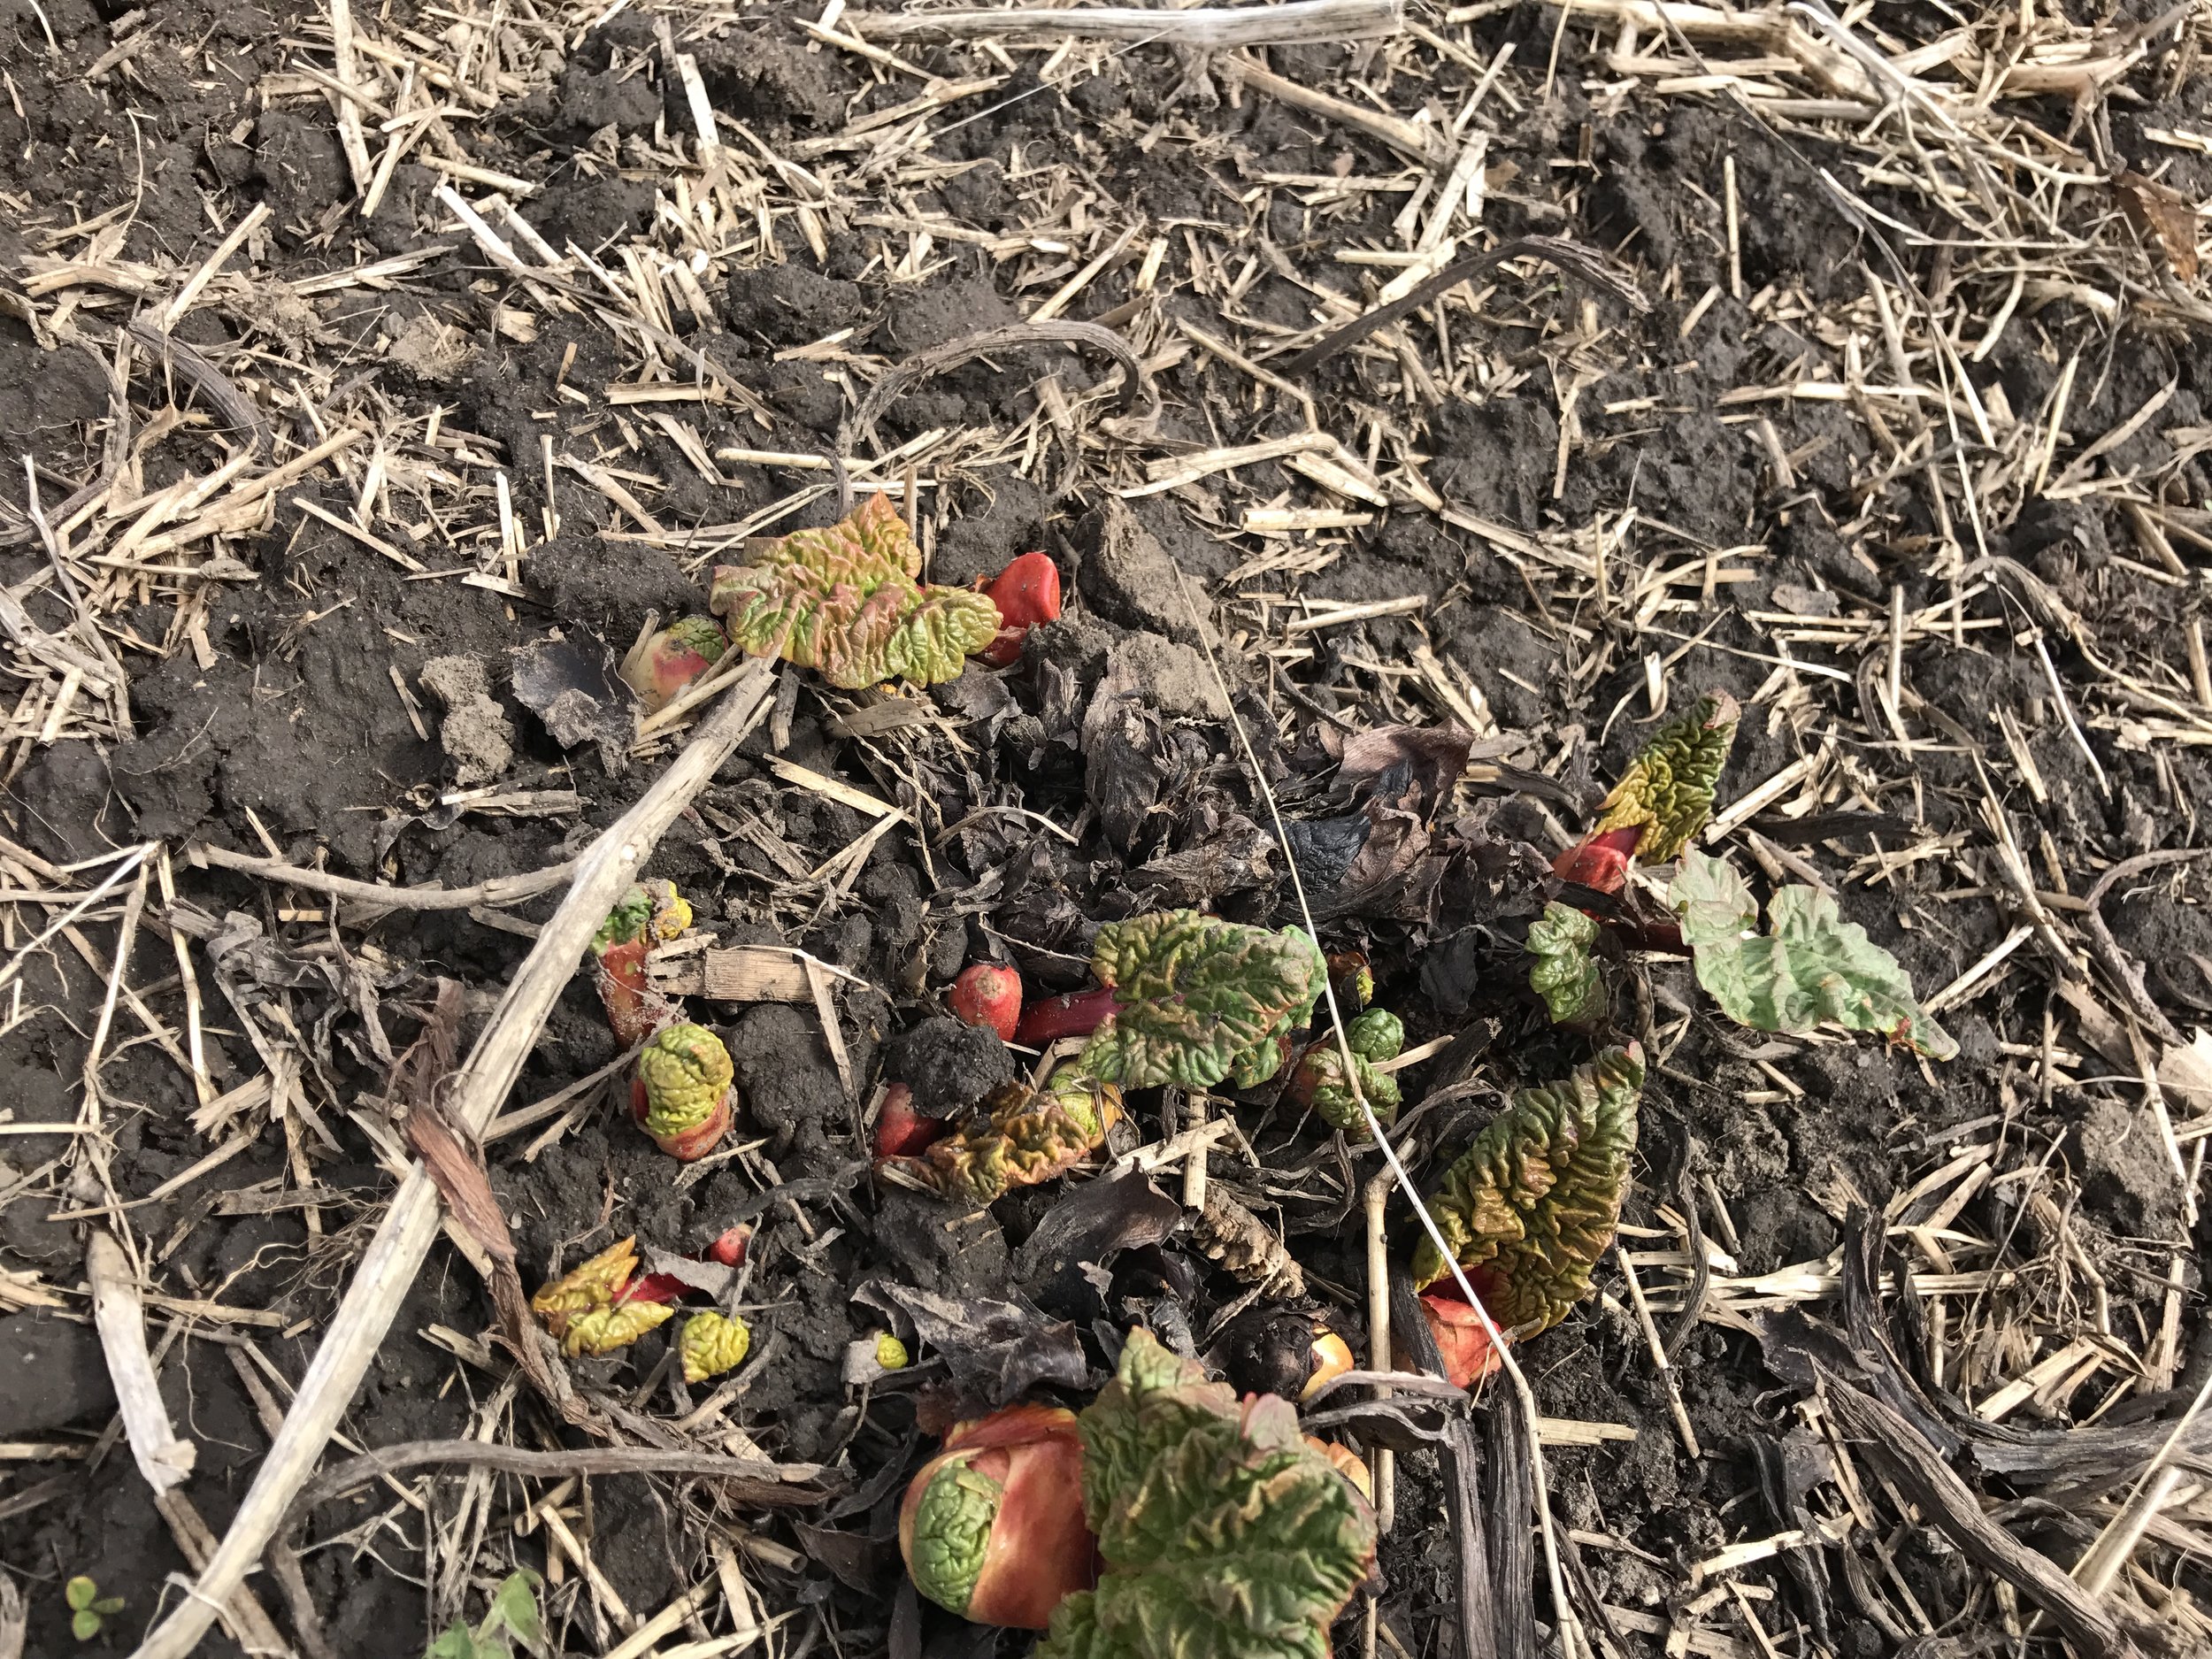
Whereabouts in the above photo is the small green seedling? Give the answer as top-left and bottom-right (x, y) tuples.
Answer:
(426, 1570), (546, 1659)
(65, 1577), (123, 1642)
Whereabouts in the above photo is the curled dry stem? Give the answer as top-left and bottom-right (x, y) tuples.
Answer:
(846, 320), (1159, 450)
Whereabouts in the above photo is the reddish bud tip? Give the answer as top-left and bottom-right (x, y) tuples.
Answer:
(1553, 826), (1642, 895)
(708, 1225), (751, 1268)
(873, 1082), (945, 1161)
(1418, 1290), (1509, 1387)
(630, 1076), (734, 1162)
(623, 617), (729, 714)
(979, 552), (1061, 667)
(949, 963), (1023, 1042)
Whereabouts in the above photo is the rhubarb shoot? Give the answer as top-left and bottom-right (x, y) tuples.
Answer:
(872, 1081), (945, 1160)
(1076, 910), (1326, 1091)
(1017, 986), (1120, 1047)
(901, 1404), (1094, 1628)
(1411, 1045), (1645, 1340)
(1555, 694), (1739, 891)
(1417, 1290), (1506, 1386)
(980, 550), (1062, 667)
(1528, 901), (1605, 1027)
(1039, 1328), (1377, 1659)
(680, 1311), (751, 1383)
(949, 962), (1023, 1042)
(621, 616), (727, 713)
(590, 879), (690, 1046)
(888, 1068), (1122, 1203)
(634, 1022), (736, 1161)
(1672, 849), (1957, 1059)
(710, 494), (1000, 688)
(530, 1236), (680, 1358)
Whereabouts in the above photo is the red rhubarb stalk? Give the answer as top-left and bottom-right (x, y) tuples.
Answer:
(1013, 985), (1119, 1047)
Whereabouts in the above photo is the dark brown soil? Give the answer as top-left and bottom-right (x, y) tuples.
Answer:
(2, 1), (2208, 1656)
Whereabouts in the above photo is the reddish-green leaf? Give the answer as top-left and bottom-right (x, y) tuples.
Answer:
(709, 495), (999, 687)
(1411, 1045), (1644, 1337)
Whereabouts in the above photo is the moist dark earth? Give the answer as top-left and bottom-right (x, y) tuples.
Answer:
(2, 0), (2209, 1655)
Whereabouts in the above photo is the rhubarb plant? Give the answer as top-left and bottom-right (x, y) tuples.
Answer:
(632, 1022), (737, 1161)
(1411, 1045), (1645, 1341)
(710, 494), (1000, 688)
(902, 1403), (1095, 1629)
(1672, 849), (1956, 1059)
(1286, 1007), (1405, 1139)
(1555, 695), (1739, 892)
(1527, 901), (1604, 1027)
(1076, 910), (1326, 1091)
(680, 1310), (751, 1384)
(530, 1236), (679, 1357)
(1038, 1328), (1376, 1659)
(888, 1068), (1123, 1203)
(622, 616), (727, 713)
(590, 879), (691, 1046)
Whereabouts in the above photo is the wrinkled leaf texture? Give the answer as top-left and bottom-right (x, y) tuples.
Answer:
(1079, 910), (1325, 1089)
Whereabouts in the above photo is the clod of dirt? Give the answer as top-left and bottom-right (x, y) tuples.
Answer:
(872, 1187), (1010, 1299)
(417, 655), (515, 787)
(526, 532), (701, 642)
(1078, 498), (1217, 648)
(0, 1309), (116, 1436)
(886, 1014), (1015, 1118)
(382, 312), (475, 384)
(722, 1004), (848, 1160)
(2078, 1094), (2183, 1234)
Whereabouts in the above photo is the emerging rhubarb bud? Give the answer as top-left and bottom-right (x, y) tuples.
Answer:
(876, 1332), (910, 1371)
(889, 1068), (1122, 1204)
(622, 616), (727, 713)
(680, 1311), (751, 1384)
(873, 1081), (946, 1160)
(979, 551), (1062, 667)
(1303, 1330), (1356, 1400)
(901, 1404), (1095, 1628)
(1286, 1010), (1404, 1141)
(1325, 948), (1374, 1014)
(1346, 1008), (1402, 1062)
(1412, 1045), (1645, 1342)
(531, 1236), (680, 1358)
(1555, 694), (1739, 893)
(633, 1022), (736, 1161)
(708, 1225), (751, 1268)
(1418, 1290), (1507, 1386)
(590, 879), (691, 1046)
(1220, 1312), (1355, 1402)
(949, 963), (1023, 1042)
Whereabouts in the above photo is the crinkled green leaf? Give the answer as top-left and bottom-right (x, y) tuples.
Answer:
(895, 1071), (1122, 1203)
(1346, 1008), (1402, 1063)
(1528, 902), (1604, 1027)
(1078, 911), (1325, 1090)
(1411, 1046), (1644, 1334)
(1040, 1329), (1376, 1659)
(710, 494), (999, 687)
(909, 1458), (1001, 1616)
(1672, 849), (1956, 1060)
(1297, 1044), (1402, 1140)
(1592, 693), (1740, 861)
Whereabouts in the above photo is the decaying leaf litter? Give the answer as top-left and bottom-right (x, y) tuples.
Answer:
(0, 0), (2208, 1652)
